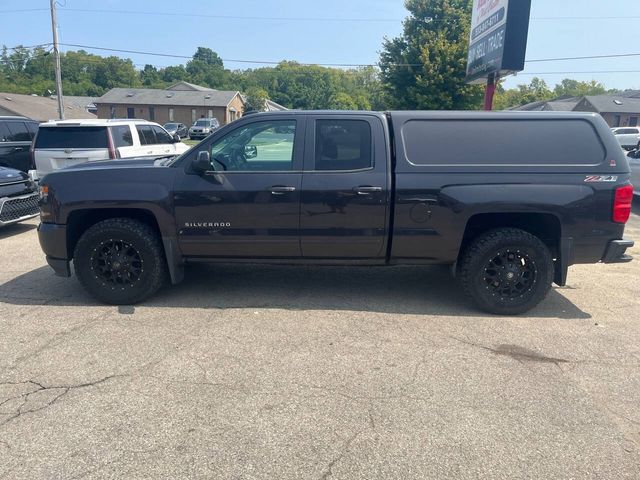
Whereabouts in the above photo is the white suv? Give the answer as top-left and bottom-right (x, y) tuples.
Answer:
(32, 119), (191, 178)
(612, 126), (640, 151)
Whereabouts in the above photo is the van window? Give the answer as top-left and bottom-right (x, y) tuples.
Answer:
(35, 127), (109, 149)
(402, 119), (606, 166)
(110, 125), (134, 148)
(314, 120), (372, 171)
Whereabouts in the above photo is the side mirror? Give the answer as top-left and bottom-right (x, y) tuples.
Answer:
(245, 145), (258, 159)
(193, 151), (211, 174)
(172, 134), (180, 143)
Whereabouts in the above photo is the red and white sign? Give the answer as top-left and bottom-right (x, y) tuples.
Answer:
(470, 0), (509, 42)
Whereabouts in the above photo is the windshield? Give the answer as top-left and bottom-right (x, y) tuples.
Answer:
(194, 120), (210, 127)
(164, 123), (178, 129)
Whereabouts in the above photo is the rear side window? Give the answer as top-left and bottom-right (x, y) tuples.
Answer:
(136, 126), (156, 145)
(5, 121), (32, 142)
(402, 120), (606, 166)
(35, 127), (108, 149)
(0, 123), (10, 142)
(25, 122), (38, 138)
(110, 125), (134, 148)
(314, 120), (372, 171)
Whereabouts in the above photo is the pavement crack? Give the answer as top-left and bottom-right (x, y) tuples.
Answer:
(317, 430), (363, 480)
(0, 374), (127, 427)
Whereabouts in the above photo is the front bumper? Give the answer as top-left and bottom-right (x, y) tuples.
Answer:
(38, 222), (71, 276)
(0, 193), (39, 227)
(602, 239), (634, 263)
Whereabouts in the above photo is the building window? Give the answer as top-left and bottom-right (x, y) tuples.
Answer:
(127, 107), (135, 119)
(169, 108), (174, 122)
(614, 115), (621, 127)
(191, 109), (197, 123)
(110, 106), (116, 119)
(208, 109), (213, 119)
(630, 117), (638, 127)
(149, 106), (155, 121)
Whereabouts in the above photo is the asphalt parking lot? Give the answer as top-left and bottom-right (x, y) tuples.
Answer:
(1, 205), (639, 479)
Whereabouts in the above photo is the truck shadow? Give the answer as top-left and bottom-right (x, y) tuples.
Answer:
(0, 222), (37, 240)
(0, 263), (591, 319)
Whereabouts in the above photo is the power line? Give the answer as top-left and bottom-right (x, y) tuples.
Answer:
(516, 70), (640, 76)
(57, 43), (422, 67)
(2, 7), (639, 23)
(527, 52), (640, 63)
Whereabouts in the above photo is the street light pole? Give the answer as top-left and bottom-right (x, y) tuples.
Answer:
(50, 0), (65, 120)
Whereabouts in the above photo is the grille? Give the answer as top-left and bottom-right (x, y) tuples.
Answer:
(0, 194), (39, 223)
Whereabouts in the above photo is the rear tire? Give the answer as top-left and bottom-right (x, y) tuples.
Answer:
(458, 228), (554, 315)
(74, 218), (166, 305)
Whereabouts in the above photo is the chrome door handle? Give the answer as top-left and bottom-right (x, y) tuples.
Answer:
(354, 186), (382, 195)
(270, 186), (296, 195)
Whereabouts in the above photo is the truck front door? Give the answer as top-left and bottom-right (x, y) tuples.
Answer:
(173, 117), (304, 258)
(300, 115), (391, 259)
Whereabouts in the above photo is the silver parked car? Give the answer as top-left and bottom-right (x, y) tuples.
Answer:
(189, 118), (220, 140)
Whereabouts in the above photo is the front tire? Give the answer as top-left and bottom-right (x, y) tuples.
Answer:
(458, 228), (554, 315)
(74, 218), (166, 305)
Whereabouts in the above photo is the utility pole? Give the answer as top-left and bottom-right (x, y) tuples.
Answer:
(50, 0), (64, 120)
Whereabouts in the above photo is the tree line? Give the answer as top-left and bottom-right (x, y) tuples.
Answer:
(0, 0), (619, 112)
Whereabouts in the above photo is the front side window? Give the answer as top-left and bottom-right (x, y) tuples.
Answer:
(314, 120), (372, 171)
(208, 120), (296, 172)
(152, 126), (172, 144)
(136, 125), (156, 145)
(110, 125), (133, 148)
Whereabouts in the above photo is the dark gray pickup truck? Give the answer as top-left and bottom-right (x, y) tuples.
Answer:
(37, 111), (634, 314)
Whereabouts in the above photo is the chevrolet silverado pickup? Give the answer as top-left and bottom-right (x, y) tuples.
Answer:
(37, 111), (635, 314)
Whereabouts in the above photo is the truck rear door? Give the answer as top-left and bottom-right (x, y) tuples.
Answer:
(300, 114), (391, 259)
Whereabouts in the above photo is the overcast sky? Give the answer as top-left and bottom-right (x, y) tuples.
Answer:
(2, 0), (639, 91)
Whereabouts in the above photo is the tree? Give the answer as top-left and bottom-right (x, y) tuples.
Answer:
(379, 0), (483, 110)
(244, 87), (269, 112)
(186, 47), (227, 88)
(493, 78), (553, 110)
(554, 79), (608, 97)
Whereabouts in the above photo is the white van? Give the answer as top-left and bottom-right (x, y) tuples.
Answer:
(32, 119), (191, 178)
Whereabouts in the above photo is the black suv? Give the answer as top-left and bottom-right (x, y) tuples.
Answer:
(0, 165), (39, 227)
(0, 116), (40, 172)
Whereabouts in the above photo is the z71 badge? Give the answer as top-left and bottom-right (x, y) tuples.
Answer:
(584, 175), (618, 183)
